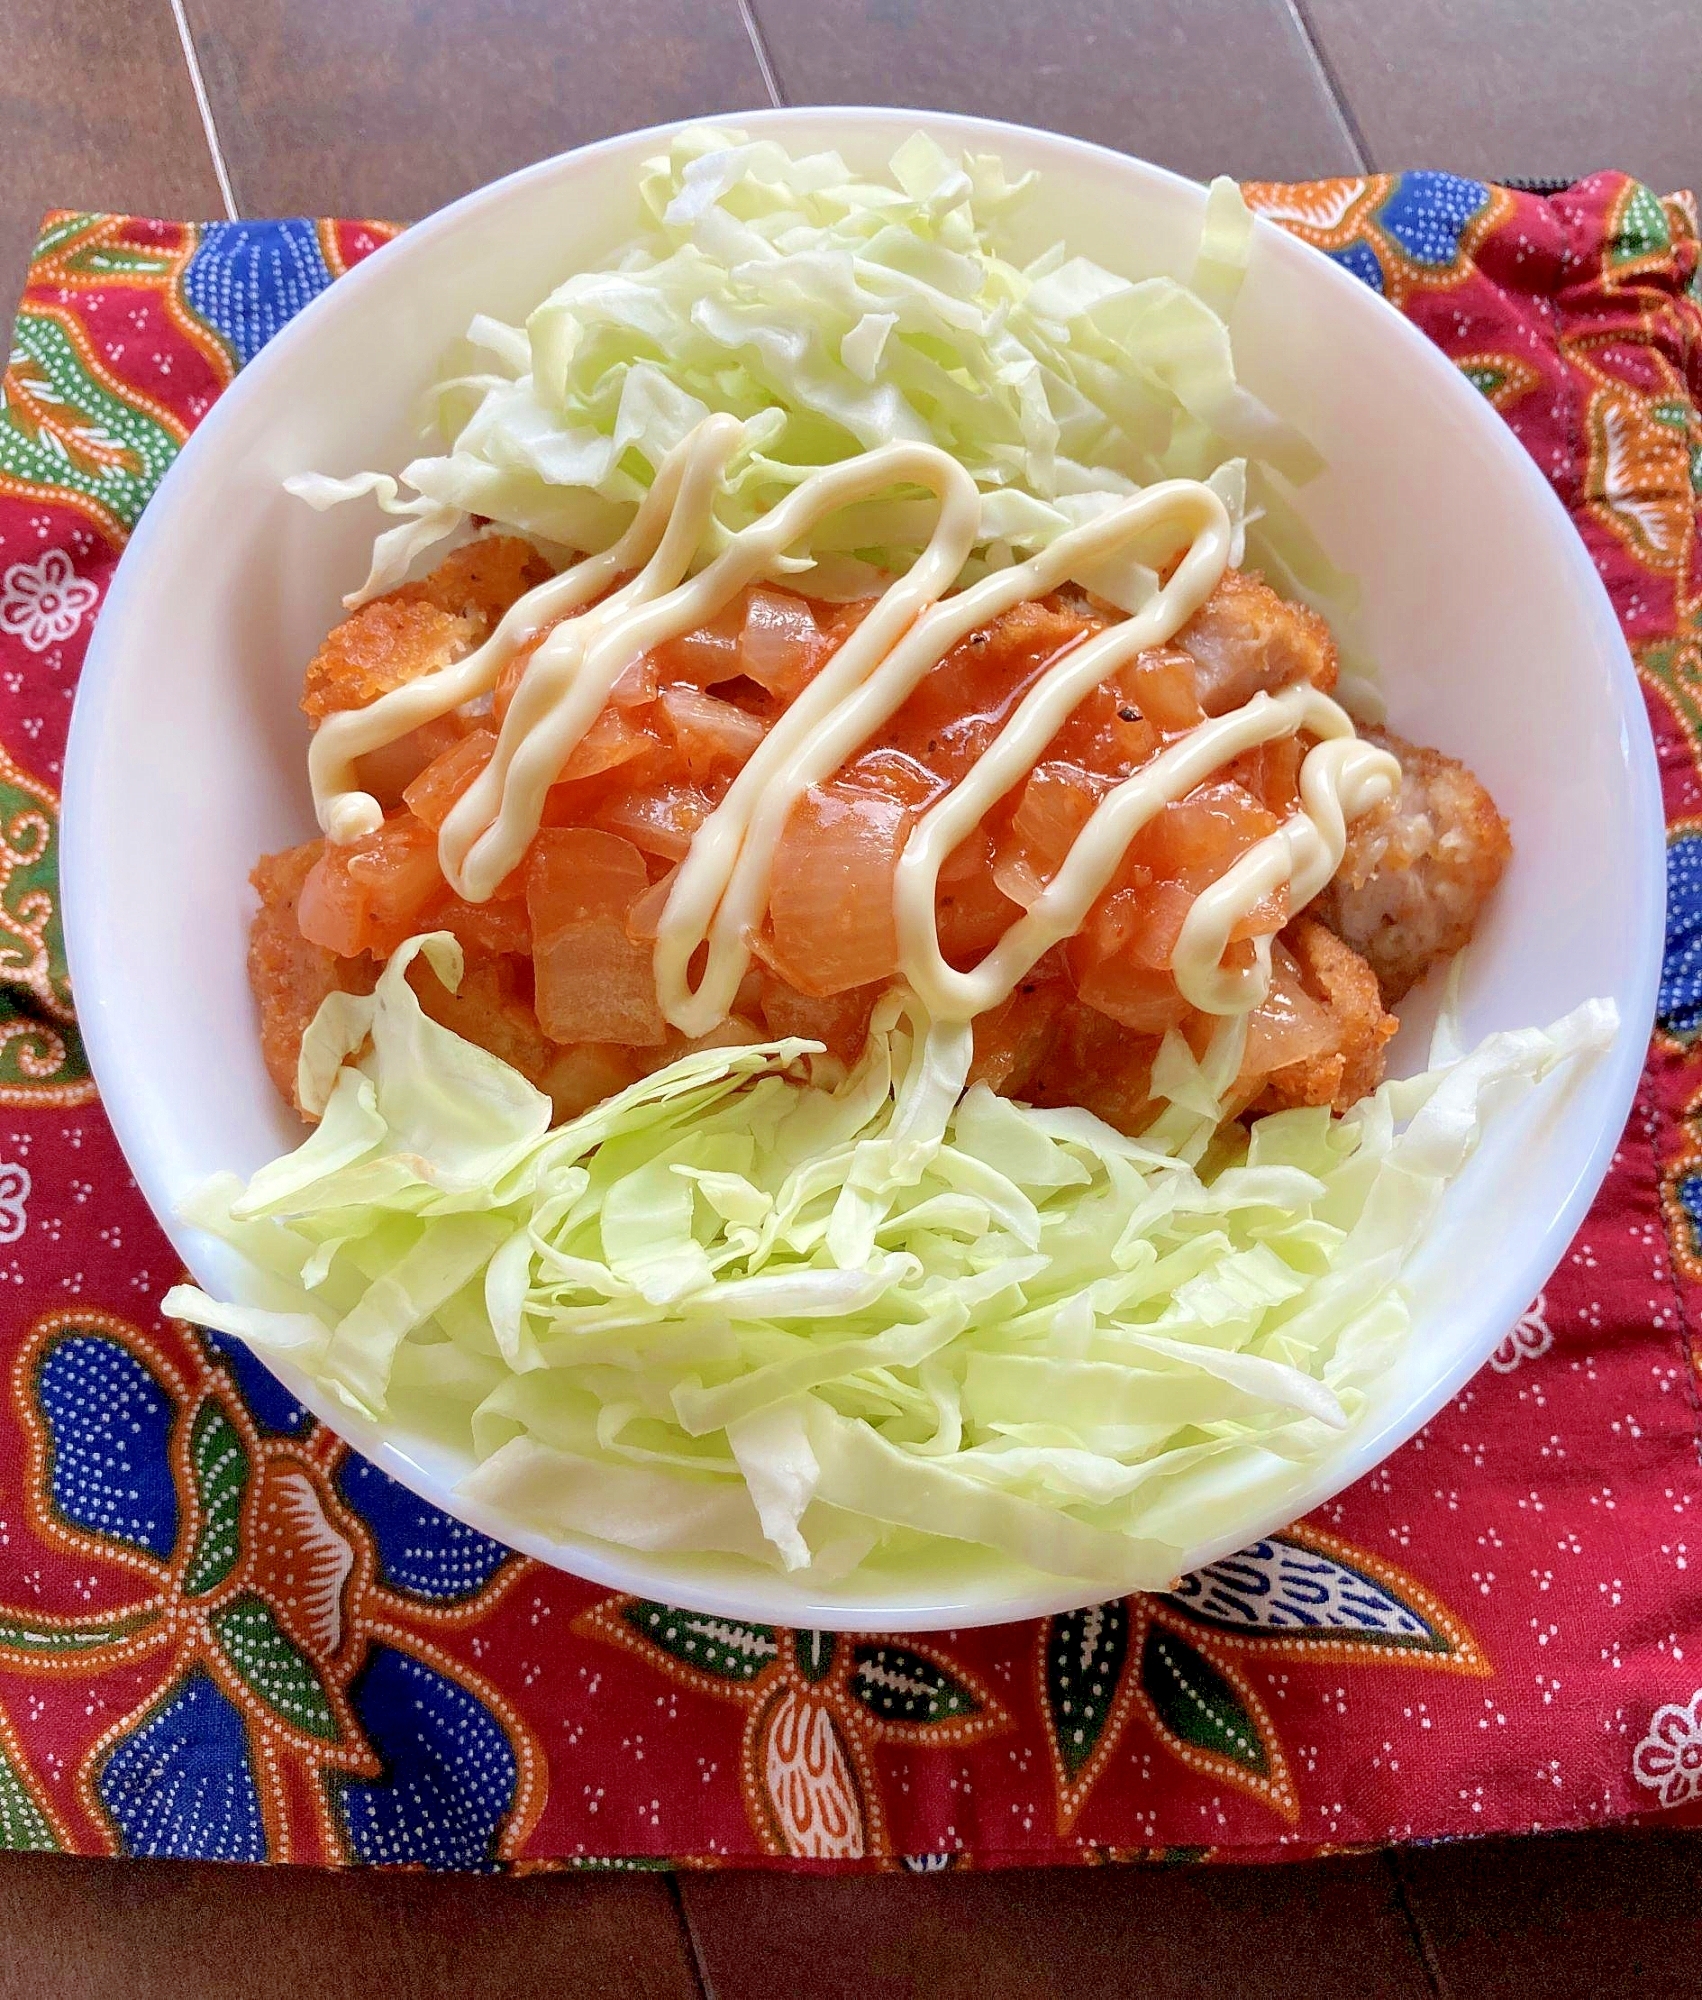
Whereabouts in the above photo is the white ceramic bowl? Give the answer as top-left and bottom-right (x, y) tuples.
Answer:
(63, 109), (1663, 1631)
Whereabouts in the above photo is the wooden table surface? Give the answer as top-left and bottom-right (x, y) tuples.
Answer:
(3, 3), (1700, 1994)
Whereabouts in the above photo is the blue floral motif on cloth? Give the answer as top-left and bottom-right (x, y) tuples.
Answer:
(181, 220), (336, 368)
(1659, 831), (1702, 1037)
(4, 1314), (533, 1865)
(1326, 239), (1387, 294)
(1675, 1173), (1702, 1260)
(96, 1671), (267, 1862)
(334, 1458), (513, 1603)
(37, 1333), (177, 1557)
(1376, 173), (1493, 268)
(201, 1327), (312, 1437)
(334, 1646), (520, 1869)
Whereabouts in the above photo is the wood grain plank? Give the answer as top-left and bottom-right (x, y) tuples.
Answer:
(0, 1853), (702, 2000)
(746, 0), (1365, 183)
(1301, 0), (1702, 190)
(678, 1858), (1435, 2000)
(180, 0), (772, 224)
(1394, 1828), (1702, 2000)
(0, 0), (225, 320)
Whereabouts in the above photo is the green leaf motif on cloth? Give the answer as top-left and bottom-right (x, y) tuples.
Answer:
(0, 309), (182, 534)
(0, 987), (88, 1098)
(30, 213), (180, 284)
(619, 1601), (778, 1683)
(0, 1740), (58, 1851)
(1140, 1621), (1271, 1779)
(1611, 184), (1671, 265)
(795, 1629), (837, 1684)
(1637, 634), (1702, 774)
(1043, 1601), (1132, 1784)
(848, 1643), (982, 1727)
(182, 1401), (249, 1597)
(0, 1608), (156, 1657)
(210, 1593), (338, 1741)
(0, 750), (93, 1102)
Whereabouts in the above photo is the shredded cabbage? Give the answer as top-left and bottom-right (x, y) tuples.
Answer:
(165, 937), (1616, 1590)
(291, 126), (1344, 617)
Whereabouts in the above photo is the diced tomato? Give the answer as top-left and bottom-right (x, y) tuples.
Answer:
(936, 859), (1023, 967)
(991, 762), (1105, 907)
(1231, 884), (1290, 944)
(755, 973), (879, 1063)
(1226, 736), (1304, 819)
(1239, 946), (1336, 1082)
(740, 587), (825, 697)
(1099, 878), (1193, 972)
(1125, 781), (1279, 892)
(1071, 881), (1144, 967)
(968, 978), (1066, 1096)
(354, 713), (466, 808)
(422, 888), (532, 958)
(559, 703), (659, 784)
(296, 845), (368, 958)
(1044, 681), (1161, 776)
(1073, 953), (1192, 1035)
(764, 783), (909, 996)
(624, 869), (675, 943)
(492, 631), (544, 729)
(345, 815), (445, 957)
(940, 825), (994, 887)
(841, 747), (947, 810)
(409, 953), (554, 1084)
(659, 686), (765, 781)
(876, 599), (1093, 785)
(404, 729), (496, 831)
(526, 827), (664, 1045)
(537, 1042), (649, 1122)
(593, 781), (711, 861)
(1122, 648), (1205, 732)
(1028, 1000), (1162, 1134)
(300, 817), (442, 959)
(610, 655), (658, 706)
(651, 599), (744, 687)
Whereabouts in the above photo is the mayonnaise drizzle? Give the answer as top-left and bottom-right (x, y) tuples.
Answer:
(311, 417), (1398, 1034)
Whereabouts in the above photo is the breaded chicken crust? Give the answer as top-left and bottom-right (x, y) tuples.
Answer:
(1260, 916), (1398, 1114)
(1311, 727), (1512, 1004)
(1178, 568), (1339, 714)
(248, 842), (376, 1106)
(300, 536), (552, 720)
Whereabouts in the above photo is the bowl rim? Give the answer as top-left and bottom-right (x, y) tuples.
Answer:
(63, 106), (1666, 1630)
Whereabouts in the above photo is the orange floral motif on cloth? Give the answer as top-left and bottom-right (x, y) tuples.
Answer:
(0, 177), (1696, 1867)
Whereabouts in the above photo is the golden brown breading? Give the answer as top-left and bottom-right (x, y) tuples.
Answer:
(1312, 727), (1512, 1004)
(1177, 568), (1339, 716)
(392, 536), (555, 625)
(248, 842), (377, 1109)
(1260, 917), (1397, 1115)
(299, 535), (553, 721)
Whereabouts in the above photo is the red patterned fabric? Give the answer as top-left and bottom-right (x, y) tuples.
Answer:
(0, 177), (1696, 1869)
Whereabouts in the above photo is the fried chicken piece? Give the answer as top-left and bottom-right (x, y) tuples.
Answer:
(392, 537), (555, 624)
(248, 841), (378, 1109)
(1176, 569), (1339, 717)
(1312, 728), (1512, 1004)
(300, 535), (553, 721)
(1260, 917), (1398, 1114)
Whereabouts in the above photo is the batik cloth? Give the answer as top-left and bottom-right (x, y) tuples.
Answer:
(0, 176), (1697, 1869)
